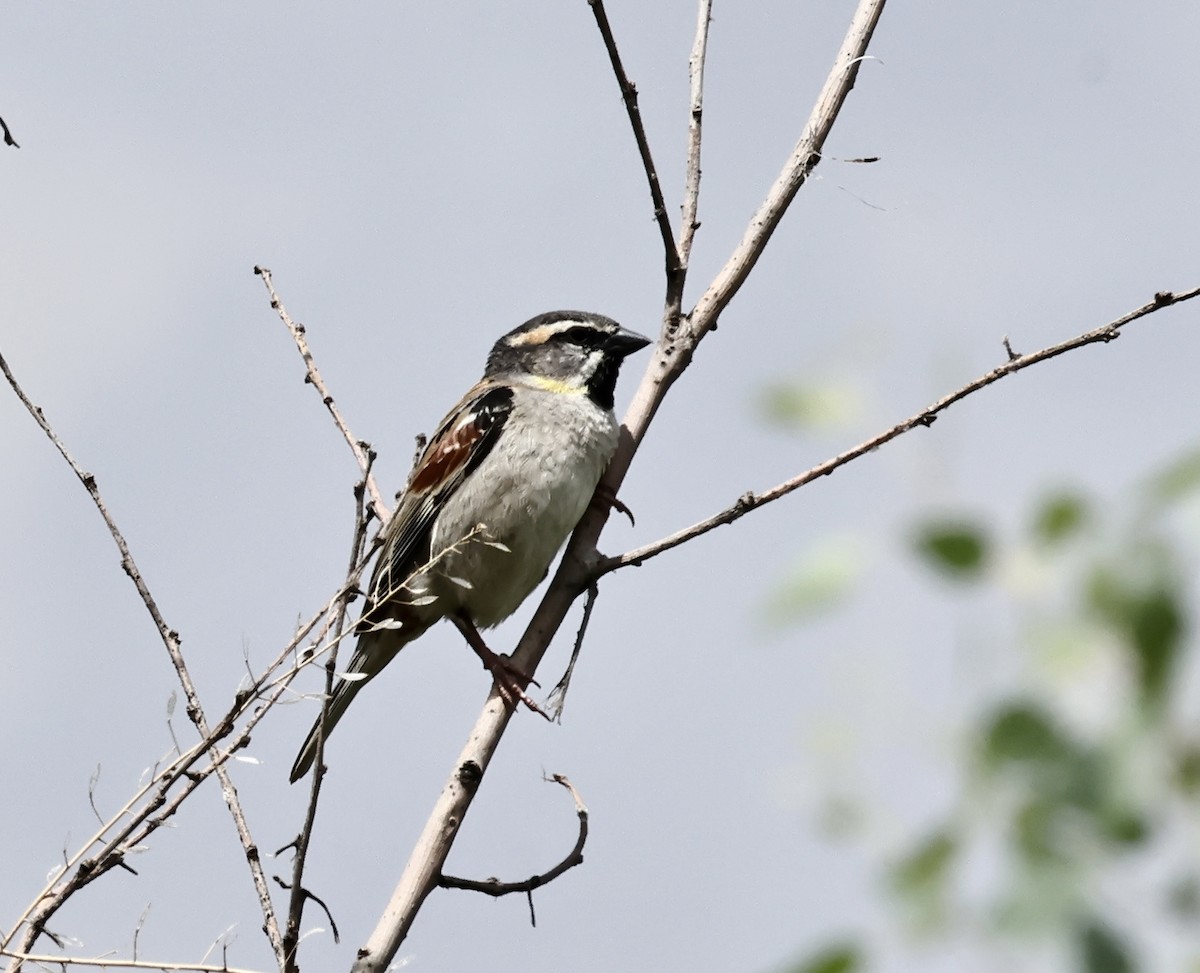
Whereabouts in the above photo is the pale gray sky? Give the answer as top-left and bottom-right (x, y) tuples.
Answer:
(4, 3), (1200, 972)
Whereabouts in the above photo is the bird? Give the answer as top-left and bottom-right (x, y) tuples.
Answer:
(289, 310), (651, 782)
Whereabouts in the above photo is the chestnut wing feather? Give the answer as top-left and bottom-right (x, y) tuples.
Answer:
(359, 384), (514, 628)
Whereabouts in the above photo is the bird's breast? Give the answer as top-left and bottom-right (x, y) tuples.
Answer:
(428, 392), (619, 627)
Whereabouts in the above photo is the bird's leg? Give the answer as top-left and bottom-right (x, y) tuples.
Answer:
(595, 482), (635, 527)
(451, 615), (551, 720)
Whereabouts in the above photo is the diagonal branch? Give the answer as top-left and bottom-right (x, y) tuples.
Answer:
(253, 265), (389, 523)
(600, 287), (1200, 574)
(688, 0), (886, 340)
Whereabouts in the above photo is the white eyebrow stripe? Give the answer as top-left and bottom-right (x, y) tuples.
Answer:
(504, 319), (591, 346)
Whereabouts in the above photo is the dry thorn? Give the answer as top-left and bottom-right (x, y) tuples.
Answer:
(0, 114), (18, 148)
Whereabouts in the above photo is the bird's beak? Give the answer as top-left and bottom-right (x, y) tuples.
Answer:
(607, 326), (653, 358)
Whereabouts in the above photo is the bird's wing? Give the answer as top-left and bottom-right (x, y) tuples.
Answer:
(359, 381), (515, 629)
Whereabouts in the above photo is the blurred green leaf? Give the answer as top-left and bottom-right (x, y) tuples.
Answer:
(1174, 743), (1200, 795)
(1128, 585), (1184, 708)
(764, 537), (863, 625)
(1085, 568), (1185, 709)
(1145, 448), (1200, 506)
(1014, 797), (1065, 864)
(1077, 918), (1135, 973)
(1032, 491), (1090, 545)
(782, 942), (863, 973)
(891, 828), (957, 898)
(913, 520), (990, 580)
(980, 703), (1105, 828)
(981, 703), (1073, 767)
(1098, 808), (1150, 848)
(759, 380), (862, 432)
(1086, 565), (1128, 622)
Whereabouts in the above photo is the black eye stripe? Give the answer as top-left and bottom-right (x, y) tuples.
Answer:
(547, 325), (610, 348)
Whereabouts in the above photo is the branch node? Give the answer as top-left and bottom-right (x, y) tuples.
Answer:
(457, 760), (484, 790)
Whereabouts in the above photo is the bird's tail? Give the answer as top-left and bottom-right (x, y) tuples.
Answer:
(288, 628), (415, 783)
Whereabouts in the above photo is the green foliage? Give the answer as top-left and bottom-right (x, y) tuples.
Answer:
(1077, 918), (1135, 973)
(782, 942), (863, 973)
(981, 702), (1076, 768)
(1143, 447), (1200, 507)
(888, 828), (958, 930)
(764, 536), (864, 624)
(1086, 565), (1185, 709)
(759, 380), (862, 432)
(769, 445), (1200, 972)
(885, 451), (1200, 968)
(912, 520), (990, 579)
(1032, 491), (1090, 545)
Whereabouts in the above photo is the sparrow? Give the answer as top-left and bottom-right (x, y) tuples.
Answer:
(290, 310), (650, 782)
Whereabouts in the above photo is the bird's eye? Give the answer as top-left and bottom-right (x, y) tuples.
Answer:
(551, 325), (608, 348)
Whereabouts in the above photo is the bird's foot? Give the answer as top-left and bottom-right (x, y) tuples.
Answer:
(452, 616), (551, 720)
(596, 483), (635, 527)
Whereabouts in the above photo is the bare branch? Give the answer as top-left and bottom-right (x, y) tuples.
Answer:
(439, 774), (589, 906)
(688, 0), (886, 340)
(601, 287), (1200, 574)
(588, 0), (682, 283)
(0, 949), (267, 973)
(678, 0), (712, 267)
(253, 265), (389, 523)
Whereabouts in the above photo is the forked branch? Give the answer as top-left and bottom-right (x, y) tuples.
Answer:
(687, 0), (886, 341)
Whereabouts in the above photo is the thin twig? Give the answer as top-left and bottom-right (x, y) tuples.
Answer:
(600, 287), (1200, 574)
(439, 774), (589, 906)
(2, 537), (365, 968)
(687, 0), (886, 341)
(253, 265), (389, 523)
(546, 584), (600, 722)
(274, 877), (340, 945)
(0, 352), (287, 967)
(282, 460), (373, 970)
(0, 949), (267, 973)
(588, 0), (682, 283)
